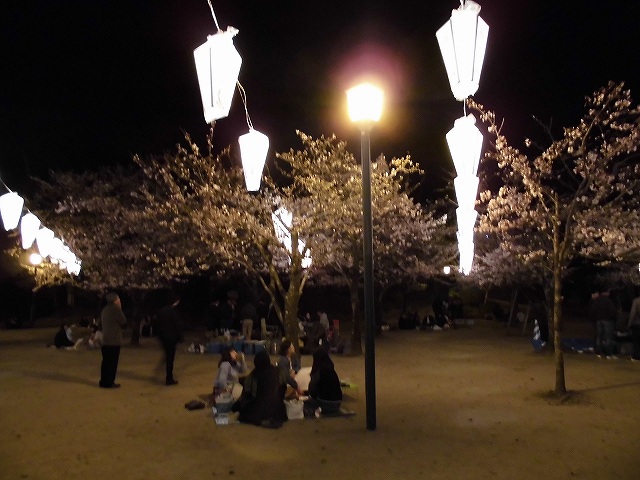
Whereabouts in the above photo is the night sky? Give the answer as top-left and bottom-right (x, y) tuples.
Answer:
(2, 0), (640, 201)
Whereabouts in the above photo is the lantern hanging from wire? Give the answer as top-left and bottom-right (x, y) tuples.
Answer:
(194, 26), (242, 123)
(0, 192), (24, 231)
(239, 128), (269, 191)
(20, 213), (41, 249)
(436, 0), (489, 101)
(35, 227), (54, 258)
(446, 114), (483, 177)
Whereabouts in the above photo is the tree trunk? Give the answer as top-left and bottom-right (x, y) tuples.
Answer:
(349, 271), (363, 356)
(129, 290), (145, 346)
(284, 270), (302, 354)
(552, 225), (567, 394)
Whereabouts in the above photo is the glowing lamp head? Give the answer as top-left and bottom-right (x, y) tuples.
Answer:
(239, 129), (269, 191)
(347, 83), (384, 124)
(443, 265), (451, 275)
(194, 27), (242, 123)
(0, 192), (24, 231)
(436, 0), (489, 101)
(29, 252), (43, 266)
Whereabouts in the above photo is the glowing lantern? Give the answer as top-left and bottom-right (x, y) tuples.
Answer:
(446, 114), (483, 177)
(271, 206), (312, 268)
(35, 227), (54, 258)
(436, 0), (489, 101)
(193, 27), (242, 123)
(20, 213), (41, 249)
(0, 192), (24, 231)
(239, 129), (269, 191)
(454, 175), (479, 210)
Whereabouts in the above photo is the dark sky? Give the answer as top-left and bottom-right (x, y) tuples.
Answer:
(2, 1), (640, 200)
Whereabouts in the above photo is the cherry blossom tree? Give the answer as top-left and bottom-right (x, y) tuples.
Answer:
(470, 81), (640, 394)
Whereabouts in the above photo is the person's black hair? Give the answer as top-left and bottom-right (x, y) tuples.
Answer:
(253, 351), (271, 371)
(218, 347), (236, 367)
(278, 340), (292, 356)
(311, 348), (334, 375)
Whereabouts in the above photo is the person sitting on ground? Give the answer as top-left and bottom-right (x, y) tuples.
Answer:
(53, 323), (83, 350)
(304, 348), (343, 416)
(232, 351), (288, 428)
(213, 347), (247, 396)
(277, 340), (303, 397)
(87, 324), (103, 349)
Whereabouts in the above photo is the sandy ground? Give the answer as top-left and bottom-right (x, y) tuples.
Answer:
(1, 320), (639, 480)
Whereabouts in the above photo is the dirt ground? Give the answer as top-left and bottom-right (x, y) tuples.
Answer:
(1, 319), (639, 480)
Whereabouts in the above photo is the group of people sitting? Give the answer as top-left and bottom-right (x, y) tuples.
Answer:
(52, 322), (103, 350)
(211, 339), (343, 428)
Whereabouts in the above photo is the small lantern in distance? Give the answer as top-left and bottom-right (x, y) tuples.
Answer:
(239, 129), (269, 191)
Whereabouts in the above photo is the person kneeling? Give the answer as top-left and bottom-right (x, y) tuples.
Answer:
(232, 351), (288, 428)
(304, 349), (342, 416)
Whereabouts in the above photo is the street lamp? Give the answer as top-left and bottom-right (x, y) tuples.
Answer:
(347, 82), (383, 431)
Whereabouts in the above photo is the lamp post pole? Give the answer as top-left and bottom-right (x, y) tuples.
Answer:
(359, 126), (376, 431)
(347, 82), (383, 431)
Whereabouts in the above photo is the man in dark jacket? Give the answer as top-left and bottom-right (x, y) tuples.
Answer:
(590, 289), (618, 358)
(99, 292), (128, 388)
(155, 294), (182, 385)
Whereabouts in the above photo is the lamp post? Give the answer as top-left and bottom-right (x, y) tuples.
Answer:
(347, 82), (383, 431)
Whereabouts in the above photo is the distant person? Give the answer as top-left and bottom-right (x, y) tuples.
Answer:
(239, 300), (258, 340)
(628, 287), (640, 362)
(591, 289), (617, 359)
(277, 340), (303, 397)
(53, 323), (82, 350)
(318, 310), (330, 332)
(154, 293), (183, 386)
(218, 291), (238, 333)
(212, 347), (248, 397)
(87, 324), (103, 349)
(99, 292), (128, 388)
(206, 298), (221, 339)
(232, 351), (288, 428)
(304, 348), (343, 416)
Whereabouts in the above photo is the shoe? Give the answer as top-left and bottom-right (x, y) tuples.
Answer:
(99, 383), (121, 389)
(166, 379), (179, 386)
(631, 358), (640, 363)
(606, 355), (618, 360)
(596, 354), (604, 359)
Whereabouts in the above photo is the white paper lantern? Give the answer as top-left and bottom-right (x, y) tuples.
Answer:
(0, 192), (24, 231)
(454, 175), (479, 210)
(436, 0), (489, 101)
(35, 227), (54, 258)
(447, 114), (483, 177)
(458, 239), (475, 275)
(20, 213), (41, 249)
(456, 207), (478, 236)
(194, 27), (242, 123)
(239, 129), (269, 191)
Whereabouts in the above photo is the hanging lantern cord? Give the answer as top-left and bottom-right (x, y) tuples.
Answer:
(237, 82), (254, 130)
(206, 0), (221, 31)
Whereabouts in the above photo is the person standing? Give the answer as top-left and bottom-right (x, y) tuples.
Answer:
(218, 291), (237, 333)
(628, 287), (640, 362)
(99, 292), (127, 388)
(239, 299), (258, 340)
(155, 293), (183, 385)
(591, 289), (617, 359)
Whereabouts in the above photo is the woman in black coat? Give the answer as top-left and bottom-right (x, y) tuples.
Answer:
(305, 348), (342, 415)
(233, 351), (288, 428)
